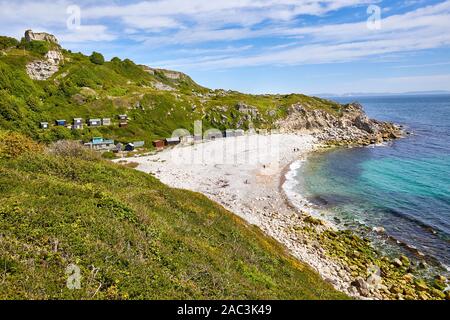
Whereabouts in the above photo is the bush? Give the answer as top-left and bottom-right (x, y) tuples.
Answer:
(0, 36), (19, 50)
(101, 151), (116, 159)
(47, 140), (100, 161)
(90, 52), (105, 65)
(18, 39), (50, 56)
(0, 131), (43, 159)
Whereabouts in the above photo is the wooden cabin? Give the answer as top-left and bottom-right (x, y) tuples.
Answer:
(180, 135), (194, 144)
(152, 140), (166, 149)
(73, 118), (83, 130)
(124, 143), (135, 152)
(133, 141), (145, 148)
(165, 137), (181, 146)
(102, 118), (111, 126)
(114, 143), (123, 153)
(88, 119), (102, 127)
(118, 114), (128, 127)
(84, 137), (115, 151)
(225, 129), (236, 138)
(205, 131), (223, 141)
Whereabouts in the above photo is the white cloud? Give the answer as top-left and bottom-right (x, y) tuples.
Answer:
(58, 25), (117, 43)
(1, 0), (450, 78)
(150, 1), (450, 70)
(122, 16), (181, 31)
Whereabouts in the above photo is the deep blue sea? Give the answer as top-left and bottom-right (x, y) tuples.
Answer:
(291, 95), (450, 270)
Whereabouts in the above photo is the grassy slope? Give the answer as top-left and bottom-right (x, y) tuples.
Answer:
(0, 41), (342, 146)
(0, 37), (347, 300)
(0, 144), (347, 300)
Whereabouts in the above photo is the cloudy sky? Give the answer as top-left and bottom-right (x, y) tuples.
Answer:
(1, 0), (450, 94)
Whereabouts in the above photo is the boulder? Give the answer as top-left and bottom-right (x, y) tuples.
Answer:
(415, 280), (429, 291)
(351, 277), (371, 297)
(393, 258), (403, 267)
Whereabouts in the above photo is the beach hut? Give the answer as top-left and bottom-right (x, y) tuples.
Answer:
(165, 137), (181, 146)
(133, 141), (145, 148)
(88, 119), (102, 127)
(205, 131), (223, 141)
(152, 140), (165, 149)
(180, 135), (194, 144)
(92, 137), (103, 144)
(40, 122), (49, 129)
(55, 120), (67, 127)
(118, 114), (128, 127)
(124, 143), (135, 152)
(102, 118), (111, 126)
(194, 135), (202, 142)
(235, 129), (245, 137)
(73, 118), (83, 130)
(84, 137), (115, 151)
(114, 143), (123, 153)
(225, 129), (236, 138)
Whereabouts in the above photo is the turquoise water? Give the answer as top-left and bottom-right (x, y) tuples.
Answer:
(295, 95), (450, 268)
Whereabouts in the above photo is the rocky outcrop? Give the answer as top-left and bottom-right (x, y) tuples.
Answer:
(152, 81), (175, 91)
(26, 50), (63, 81)
(24, 30), (59, 44)
(163, 71), (182, 80)
(24, 30), (63, 81)
(276, 102), (403, 146)
(235, 102), (261, 119)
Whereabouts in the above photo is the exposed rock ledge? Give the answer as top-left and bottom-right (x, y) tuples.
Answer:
(24, 30), (63, 81)
(24, 29), (59, 45)
(26, 50), (64, 81)
(276, 103), (404, 146)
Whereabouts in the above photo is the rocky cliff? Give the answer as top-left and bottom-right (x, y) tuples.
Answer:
(24, 30), (63, 80)
(276, 102), (403, 146)
(24, 29), (59, 45)
(26, 50), (64, 80)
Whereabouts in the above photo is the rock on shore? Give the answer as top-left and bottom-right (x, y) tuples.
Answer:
(276, 102), (403, 146)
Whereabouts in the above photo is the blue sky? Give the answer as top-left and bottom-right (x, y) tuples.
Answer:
(1, 0), (450, 94)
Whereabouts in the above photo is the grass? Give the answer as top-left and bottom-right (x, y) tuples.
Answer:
(0, 35), (350, 300)
(0, 136), (348, 300)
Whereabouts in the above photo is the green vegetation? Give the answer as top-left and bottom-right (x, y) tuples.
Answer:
(0, 36), (19, 50)
(0, 34), (352, 300)
(17, 39), (53, 56)
(0, 133), (347, 299)
(90, 51), (105, 65)
(0, 33), (344, 146)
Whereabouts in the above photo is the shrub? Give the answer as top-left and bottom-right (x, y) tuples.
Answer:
(0, 131), (43, 159)
(47, 140), (100, 161)
(90, 52), (105, 65)
(0, 36), (19, 50)
(101, 151), (116, 159)
(18, 39), (50, 56)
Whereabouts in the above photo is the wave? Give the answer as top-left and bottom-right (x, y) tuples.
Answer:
(283, 157), (450, 272)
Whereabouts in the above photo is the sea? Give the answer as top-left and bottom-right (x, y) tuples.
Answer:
(284, 94), (450, 272)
